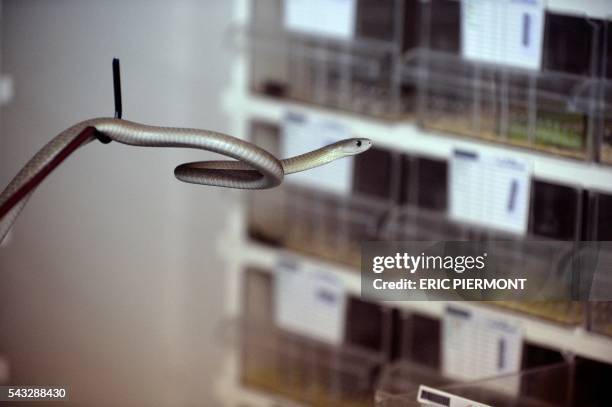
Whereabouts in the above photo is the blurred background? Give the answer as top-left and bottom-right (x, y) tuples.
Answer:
(0, 0), (234, 405)
(1, 0), (612, 406)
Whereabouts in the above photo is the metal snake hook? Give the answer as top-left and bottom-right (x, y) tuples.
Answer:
(96, 58), (122, 145)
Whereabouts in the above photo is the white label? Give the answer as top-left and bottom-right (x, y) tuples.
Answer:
(274, 259), (347, 344)
(462, 0), (544, 70)
(450, 150), (531, 235)
(418, 385), (493, 407)
(443, 306), (522, 383)
(284, 0), (356, 39)
(282, 112), (353, 194)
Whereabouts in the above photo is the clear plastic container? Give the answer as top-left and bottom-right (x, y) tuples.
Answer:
(375, 361), (573, 407)
(583, 191), (612, 337)
(283, 185), (389, 267)
(378, 205), (467, 242)
(483, 238), (586, 325)
(239, 268), (386, 405)
(247, 0), (419, 119)
(589, 302), (612, 338)
(404, 47), (598, 159)
(399, 154), (448, 212)
(601, 81), (611, 165)
(375, 362), (454, 407)
(529, 180), (582, 241)
(403, 6), (605, 160)
(601, 80), (612, 165)
(587, 244), (612, 337)
(246, 119), (396, 267)
(481, 236), (586, 325)
(239, 319), (383, 407)
(600, 20), (611, 165)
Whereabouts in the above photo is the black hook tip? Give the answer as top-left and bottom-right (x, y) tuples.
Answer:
(112, 58), (122, 120)
(97, 58), (123, 145)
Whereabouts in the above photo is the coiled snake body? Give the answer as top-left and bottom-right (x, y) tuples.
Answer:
(0, 118), (372, 241)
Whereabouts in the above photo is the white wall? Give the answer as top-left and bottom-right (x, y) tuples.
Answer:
(0, 0), (234, 405)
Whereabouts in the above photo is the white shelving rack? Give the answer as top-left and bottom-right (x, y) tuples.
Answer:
(215, 0), (612, 405)
(242, 94), (612, 192)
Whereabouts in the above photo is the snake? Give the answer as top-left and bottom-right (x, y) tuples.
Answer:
(0, 118), (372, 242)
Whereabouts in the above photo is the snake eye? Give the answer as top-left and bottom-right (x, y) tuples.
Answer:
(356, 140), (362, 147)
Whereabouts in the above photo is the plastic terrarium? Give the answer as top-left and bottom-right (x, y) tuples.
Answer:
(247, 0), (421, 119)
(246, 119), (395, 267)
(239, 319), (383, 406)
(403, 5), (605, 160)
(375, 361), (573, 407)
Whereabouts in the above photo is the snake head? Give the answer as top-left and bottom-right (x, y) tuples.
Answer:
(339, 138), (373, 155)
